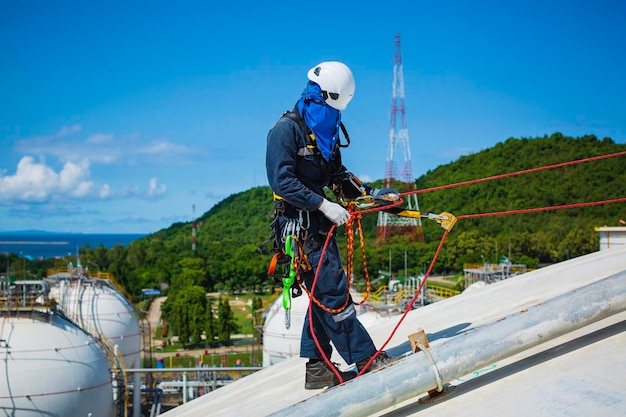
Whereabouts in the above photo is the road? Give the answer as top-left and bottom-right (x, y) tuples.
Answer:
(147, 296), (167, 338)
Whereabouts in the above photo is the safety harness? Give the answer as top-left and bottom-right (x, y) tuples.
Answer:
(265, 105), (356, 328)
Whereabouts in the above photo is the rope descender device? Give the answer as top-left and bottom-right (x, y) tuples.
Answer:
(364, 204), (458, 232)
(426, 212), (458, 231)
(411, 211), (458, 231)
(282, 235), (297, 329)
(352, 195), (457, 231)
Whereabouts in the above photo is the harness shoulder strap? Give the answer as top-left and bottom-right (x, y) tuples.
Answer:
(281, 105), (315, 146)
(281, 105), (319, 157)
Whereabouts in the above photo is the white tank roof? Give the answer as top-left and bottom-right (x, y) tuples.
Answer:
(161, 246), (626, 417)
(262, 290), (389, 367)
(49, 278), (142, 368)
(0, 312), (115, 416)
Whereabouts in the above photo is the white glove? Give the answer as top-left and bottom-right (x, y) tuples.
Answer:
(318, 199), (350, 226)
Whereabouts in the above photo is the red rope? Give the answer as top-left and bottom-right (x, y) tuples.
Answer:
(457, 197), (626, 219)
(308, 196), (626, 380)
(308, 219), (443, 382)
(403, 150), (626, 196)
(356, 229), (450, 376)
(307, 223), (346, 383)
(308, 150), (626, 383)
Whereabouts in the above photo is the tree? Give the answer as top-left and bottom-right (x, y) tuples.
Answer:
(217, 297), (239, 343)
(252, 297), (264, 344)
(205, 298), (216, 345)
(161, 285), (207, 347)
(445, 230), (496, 270)
(171, 257), (207, 290)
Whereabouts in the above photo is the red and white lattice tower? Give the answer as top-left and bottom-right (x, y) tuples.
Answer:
(376, 34), (424, 243)
(192, 204), (197, 251)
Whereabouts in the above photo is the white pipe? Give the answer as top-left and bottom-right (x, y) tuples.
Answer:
(183, 372), (188, 403)
(270, 271), (626, 417)
(133, 370), (142, 417)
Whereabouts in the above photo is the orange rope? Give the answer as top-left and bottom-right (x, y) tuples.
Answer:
(297, 204), (372, 314)
(353, 212), (371, 306)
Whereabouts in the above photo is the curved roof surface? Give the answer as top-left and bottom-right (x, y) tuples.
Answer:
(162, 246), (626, 417)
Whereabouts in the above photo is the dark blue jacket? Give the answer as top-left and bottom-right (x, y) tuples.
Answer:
(266, 109), (366, 214)
(266, 114), (330, 212)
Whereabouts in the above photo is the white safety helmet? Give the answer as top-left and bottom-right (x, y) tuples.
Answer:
(307, 61), (355, 110)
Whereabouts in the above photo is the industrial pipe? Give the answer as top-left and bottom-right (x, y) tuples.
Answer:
(269, 270), (626, 417)
(133, 370), (142, 417)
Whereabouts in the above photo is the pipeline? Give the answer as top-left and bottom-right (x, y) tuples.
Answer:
(269, 270), (626, 417)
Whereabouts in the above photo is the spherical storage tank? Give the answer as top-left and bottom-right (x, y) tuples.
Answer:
(262, 290), (386, 367)
(0, 307), (114, 415)
(50, 277), (142, 368)
(262, 292), (310, 367)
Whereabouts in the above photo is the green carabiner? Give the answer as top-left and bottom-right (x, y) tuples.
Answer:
(282, 235), (297, 328)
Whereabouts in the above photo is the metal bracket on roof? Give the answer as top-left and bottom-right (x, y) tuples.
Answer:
(417, 343), (443, 393)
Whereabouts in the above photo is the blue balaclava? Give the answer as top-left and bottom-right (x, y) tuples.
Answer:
(297, 81), (341, 161)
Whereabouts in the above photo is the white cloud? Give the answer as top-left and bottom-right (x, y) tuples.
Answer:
(147, 177), (167, 199)
(14, 125), (204, 168)
(86, 133), (114, 144)
(72, 180), (95, 198)
(0, 156), (162, 204)
(56, 125), (82, 137)
(3, 125), (192, 207)
(58, 160), (90, 190)
(139, 140), (186, 154)
(135, 139), (201, 165)
(13, 125), (119, 165)
(0, 156), (94, 203)
(100, 184), (112, 199)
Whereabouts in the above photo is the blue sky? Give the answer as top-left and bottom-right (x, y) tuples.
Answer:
(1, 0), (625, 234)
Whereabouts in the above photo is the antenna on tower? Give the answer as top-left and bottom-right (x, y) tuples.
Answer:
(376, 33), (425, 243)
(192, 204), (197, 252)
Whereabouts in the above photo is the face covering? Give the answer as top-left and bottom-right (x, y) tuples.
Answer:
(297, 81), (341, 161)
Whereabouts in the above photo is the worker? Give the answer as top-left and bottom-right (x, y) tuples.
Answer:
(266, 61), (397, 389)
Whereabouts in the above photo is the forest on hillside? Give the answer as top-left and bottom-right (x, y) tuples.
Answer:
(3, 133), (625, 340)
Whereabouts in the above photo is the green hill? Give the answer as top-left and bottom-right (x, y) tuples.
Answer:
(77, 133), (626, 298)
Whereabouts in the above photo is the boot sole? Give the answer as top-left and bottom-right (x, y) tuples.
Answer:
(305, 381), (333, 390)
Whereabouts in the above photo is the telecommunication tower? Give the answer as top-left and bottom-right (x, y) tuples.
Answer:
(192, 204), (197, 252)
(376, 34), (425, 243)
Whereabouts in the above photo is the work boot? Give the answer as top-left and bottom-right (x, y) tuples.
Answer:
(356, 351), (399, 374)
(305, 360), (357, 390)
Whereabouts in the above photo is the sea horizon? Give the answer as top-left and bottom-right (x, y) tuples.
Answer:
(0, 231), (147, 259)
(0, 229), (148, 235)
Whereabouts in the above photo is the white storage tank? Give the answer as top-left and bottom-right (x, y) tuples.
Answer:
(48, 264), (142, 368)
(262, 292), (309, 367)
(262, 291), (386, 367)
(595, 225), (626, 250)
(0, 281), (115, 416)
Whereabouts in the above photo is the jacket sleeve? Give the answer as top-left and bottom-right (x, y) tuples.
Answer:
(330, 153), (370, 200)
(266, 118), (324, 211)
